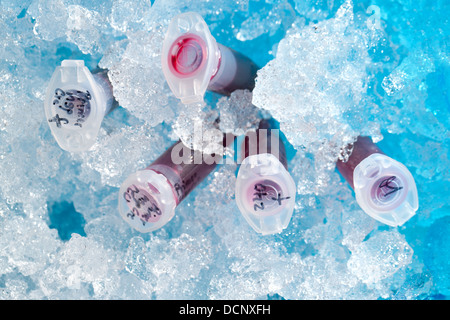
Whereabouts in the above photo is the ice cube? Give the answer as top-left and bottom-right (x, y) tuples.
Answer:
(217, 89), (260, 136)
(252, 0), (380, 159)
(0, 215), (60, 277)
(172, 102), (223, 154)
(27, 0), (68, 41)
(110, 0), (153, 33)
(236, 1), (296, 41)
(347, 230), (413, 284)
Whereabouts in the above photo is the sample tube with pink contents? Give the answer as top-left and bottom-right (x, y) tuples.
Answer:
(44, 60), (118, 152)
(336, 136), (419, 227)
(118, 134), (234, 232)
(235, 120), (296, 235)
(161, 12), (259, 104)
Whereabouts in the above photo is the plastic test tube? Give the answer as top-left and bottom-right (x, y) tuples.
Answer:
(235, 120), (296, 235)
(161, 12), (259, 105)
(118, 133), (235, 233)
(44, 60), (118, 152)
(336, 136), (419, 227)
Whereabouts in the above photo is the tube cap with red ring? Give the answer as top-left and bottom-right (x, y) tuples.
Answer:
(161, 12), (220, 105)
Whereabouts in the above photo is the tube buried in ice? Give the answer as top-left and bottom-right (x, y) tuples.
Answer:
(118, 133), (235, 233)
(336, 136), (419, 227)
(161, 12), (259, 104)
(235, 120), (296, 235)
(44, 60), (117, 152)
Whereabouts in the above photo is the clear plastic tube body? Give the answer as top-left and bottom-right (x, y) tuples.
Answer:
(207, 43), (258, 95)
(241, 120), (288, 169)
(162, 12), (258, 104)
(118, 134), (235, 232)
(147, 141), (220, 205)
(337, 136), (419, 226)
(235, 120), (296, 235)
(91, 68), (118, 115)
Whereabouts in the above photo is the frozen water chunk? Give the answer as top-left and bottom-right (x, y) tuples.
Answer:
(110, 0), (153, 33)
(371, 0), (449, 140)
(189, 164), (238, 234)
(28, 1), (116, 55)
(289, 149), (347, 197)
(0, 272), (48, 299)
(27, 0), (68, 41)
(98, 39), (129, 70)
(217, 89), (260, 136)
(252, 0), (380, 164)
(381, 50), (435, 97)
(73, 122), (170, 188)
(124, 233), (213, 299)
(66, 5), (110, 55)
(424, 216), (450, 297)
(172, 102), (223, 154)
(279, 255), (360, 300)
(390, 271), (434, 300)
(150, 233), (213, 299)
(39, 234), (122, 298)
(209, 223), (304, 299)
(293, 0), (339, 21)
(84, 213), (134, 252)
(400, 138), (450, 181)
(1, 0), (32, 17)
(1, 2), (39, 59)
(380, 48), (449, 141)
(341, 208), (377, 252)
(107, 31), (174, 126)
(347, 230), (413, 285)
(236, 1), (296, 41)
(0, 71), (60, 212)
(35, 139), (64, 180)
(0, 215), (61, 277)
(124, 236), (151, 281)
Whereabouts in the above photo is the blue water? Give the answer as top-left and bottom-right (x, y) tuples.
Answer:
(0, 0), (448, 299)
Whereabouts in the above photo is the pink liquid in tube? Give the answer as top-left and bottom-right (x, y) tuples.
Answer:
(235, 120), (296, 235)
(336, 136), (419, 227)
(118, 133), (235, 233)
(207, 43), (258, 96)
(162, 12), (258, 105)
